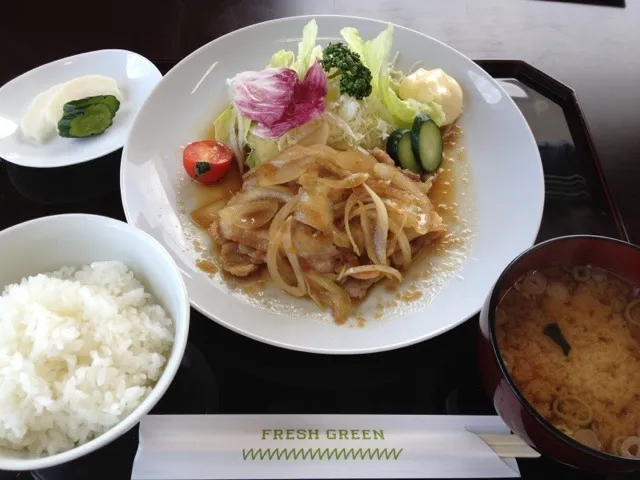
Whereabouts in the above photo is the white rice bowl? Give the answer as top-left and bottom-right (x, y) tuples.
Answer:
(0, 260), (174, 456)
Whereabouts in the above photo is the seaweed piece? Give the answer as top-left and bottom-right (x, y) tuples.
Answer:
(544, 322), (571, 356)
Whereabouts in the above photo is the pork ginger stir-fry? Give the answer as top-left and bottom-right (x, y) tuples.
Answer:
(206, 144), (446, 323)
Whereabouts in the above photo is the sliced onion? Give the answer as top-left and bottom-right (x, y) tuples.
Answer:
(337, 265), (403, 283)
(552, 396), (593, 427)
(314, 155), (351, 178)
(256, 156), (313, 186)
(333, 200), (347, 212)
(254, 145), (320, 185)
(294, 188), (333, 235)
(553, 422), (573, 438)
(281, 218), (307, 296)
(390, 168), (426, 197)
(332, 229), (351, 249)
(620, 436), (640, 458)
(305, 276), (326, 311)
(388, 215), (411, 269)
(269, 191), (301, 239)
(305, 271), (352, 325)
(336, 149), (377, 174)
(344, 192), (362, 255)
(218, 200), (279, 230)
(405, 228), (423, 243)
(383, 198), (431, 235)
(347, 202), (375, 221)
(359, 200), (379, 265)
(371, 162), (426, 198)
(625, 298), (640, 328)
(372, 162), (395, 181)
(226, 186), (295, 206)
(572, 265), (591, 282)
(367, 179), (429, 209)
(318, 172), (369, 189)
(266, 219), (306, 297)
(612, 436), (628, 456)
(296, 120), (330, 147)
(275, 250), (298, 285)
(363, 183), (389, 265)
(308, 143), (340, 157)
(515, 270), (547, 296)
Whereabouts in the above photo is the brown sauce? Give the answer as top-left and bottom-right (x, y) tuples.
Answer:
(430, 124), (464, 226)
(195, 259), (218, 276)
(219, 266), (269, 295)
(187, 122), (471, 322)
(396, 290), (423, 302)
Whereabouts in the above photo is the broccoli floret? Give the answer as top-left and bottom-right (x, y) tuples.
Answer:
(320, 42), (373, 100)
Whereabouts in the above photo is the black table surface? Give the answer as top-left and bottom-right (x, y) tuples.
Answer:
(2, 2), (640, 480)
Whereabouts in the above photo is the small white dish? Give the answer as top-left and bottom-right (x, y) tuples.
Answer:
(0, 50), (161, 168)
(0, 214), (190, 470)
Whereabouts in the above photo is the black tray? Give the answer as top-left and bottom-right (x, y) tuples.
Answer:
(0, 60), (632, 480)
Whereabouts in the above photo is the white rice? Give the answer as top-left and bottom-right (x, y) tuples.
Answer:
(0, 261), (174, 455)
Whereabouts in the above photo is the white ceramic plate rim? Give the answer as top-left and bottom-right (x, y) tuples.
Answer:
(0, 49), (161, 169)
(122, 14), (544, 354)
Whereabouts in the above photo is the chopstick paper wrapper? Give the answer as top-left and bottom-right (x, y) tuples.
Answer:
(131, 415), (538, 479)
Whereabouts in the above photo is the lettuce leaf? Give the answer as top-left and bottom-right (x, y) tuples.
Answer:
(212, 105), (232, 144)
(340, 24), (445, 128)
(268, 49), (295, 68)
(310, 45), (323, 65)
(213, 104), (252, 170)
(246, 130), (279, 168)
(340, 27), (366, 59)
(291, 19), (319, 80)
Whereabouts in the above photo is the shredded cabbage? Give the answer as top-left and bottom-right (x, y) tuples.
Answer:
(325, 89), (395, 150)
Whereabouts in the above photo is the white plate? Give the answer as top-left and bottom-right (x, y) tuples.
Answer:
(121, 15), (544, 354)
(0, 49), (161, 168)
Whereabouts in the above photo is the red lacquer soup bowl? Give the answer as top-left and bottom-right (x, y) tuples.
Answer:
(478, 235), (640, 473)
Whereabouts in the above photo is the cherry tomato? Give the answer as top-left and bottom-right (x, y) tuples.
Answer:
(182, 140), (233, 184)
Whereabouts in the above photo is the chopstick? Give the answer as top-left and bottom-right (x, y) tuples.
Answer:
(478, 434), (541, 459)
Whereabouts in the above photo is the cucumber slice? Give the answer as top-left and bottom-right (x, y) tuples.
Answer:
(397, 130), (423, 174)
(58, 103), (114, 138)
(385, 128), (406, 163)
(411, 113), (443, 173)
(63, 95), (120, 116)
(386, 128), (423, 174)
